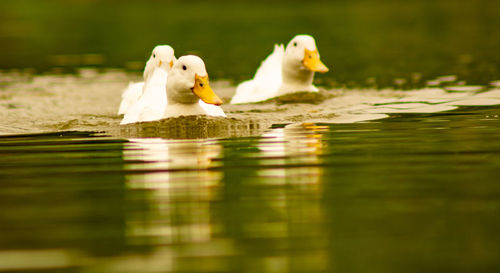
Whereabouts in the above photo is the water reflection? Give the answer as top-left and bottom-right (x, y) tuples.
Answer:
(123, 138), (222, 246)
(116, 125), (331, 272)
(214, 124), (329, 272)
(257, 123), (326, 186)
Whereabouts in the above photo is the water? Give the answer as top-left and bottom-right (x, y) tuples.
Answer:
(1, 106), (500, 272)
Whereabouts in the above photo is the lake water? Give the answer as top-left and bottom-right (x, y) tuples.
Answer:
(1, 103), (500, 272)
(1, 0), (500, 272)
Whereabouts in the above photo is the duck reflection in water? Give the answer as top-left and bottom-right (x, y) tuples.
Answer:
(123, 138), (222, 245)
(116, 124), (329, 272)
(222, 123), (329, 272)
(257, 123), (327, 186)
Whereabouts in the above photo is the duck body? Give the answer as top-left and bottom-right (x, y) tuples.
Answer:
(231, 44), (284, 104)
(163, 103), (207, 118)
(121, 68), (168, 124)
(198, 101), (226, 117)
(163, 101), (226, 119)
(118, 82), (144, 115)
(231, 35), (328, 104)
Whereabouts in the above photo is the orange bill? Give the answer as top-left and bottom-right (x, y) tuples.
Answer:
(303, 48), (329, 73)
(192, 74), (223, 105)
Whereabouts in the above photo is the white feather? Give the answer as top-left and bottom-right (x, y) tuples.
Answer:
(199, 100), (226, 117)
(231, 44), (284, 104)
(121, 68), (168, 124)
(117, 82), (144, 115)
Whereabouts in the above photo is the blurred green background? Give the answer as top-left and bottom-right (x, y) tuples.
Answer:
(0, 0), (499, 88)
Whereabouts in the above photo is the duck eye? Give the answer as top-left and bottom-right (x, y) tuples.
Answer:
(293, 42), (297, 47)
(182, 65), (187, 70)
(153, 53), (156, 58)
(199, 82), (204, 87)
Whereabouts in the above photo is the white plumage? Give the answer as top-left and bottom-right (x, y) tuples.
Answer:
(121, 68), (168, 124)
(231, 44), (284, 104)
(117, 82), (144, 115)
(198, 101), (227, 117)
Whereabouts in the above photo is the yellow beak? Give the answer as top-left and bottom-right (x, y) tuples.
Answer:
(303, 48), (329, 73)
(158, 60), (162, 67)
(192, 74), (223, 106)
(169, 60), (174, 68)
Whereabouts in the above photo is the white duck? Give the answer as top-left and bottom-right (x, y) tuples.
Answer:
(120, 46), (176, 124)
(163, 55), (225, 118)
(118, 46), (176, 117)
(231, 34), (329, 104)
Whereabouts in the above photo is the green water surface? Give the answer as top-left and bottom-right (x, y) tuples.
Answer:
(0, 107), (499, 272)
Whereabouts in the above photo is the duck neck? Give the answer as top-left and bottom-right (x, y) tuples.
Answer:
(280, 59), (315, 93)
(143, 68), (167, 96)
(166, 86), (199, 105)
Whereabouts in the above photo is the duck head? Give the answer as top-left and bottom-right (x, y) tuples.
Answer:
(284, 35), (328, 73)
(166, 55), (223, 105)
(144, 45), (176, 80)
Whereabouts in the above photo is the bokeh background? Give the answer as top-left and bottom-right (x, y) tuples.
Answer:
(0, 0), (499, 88)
